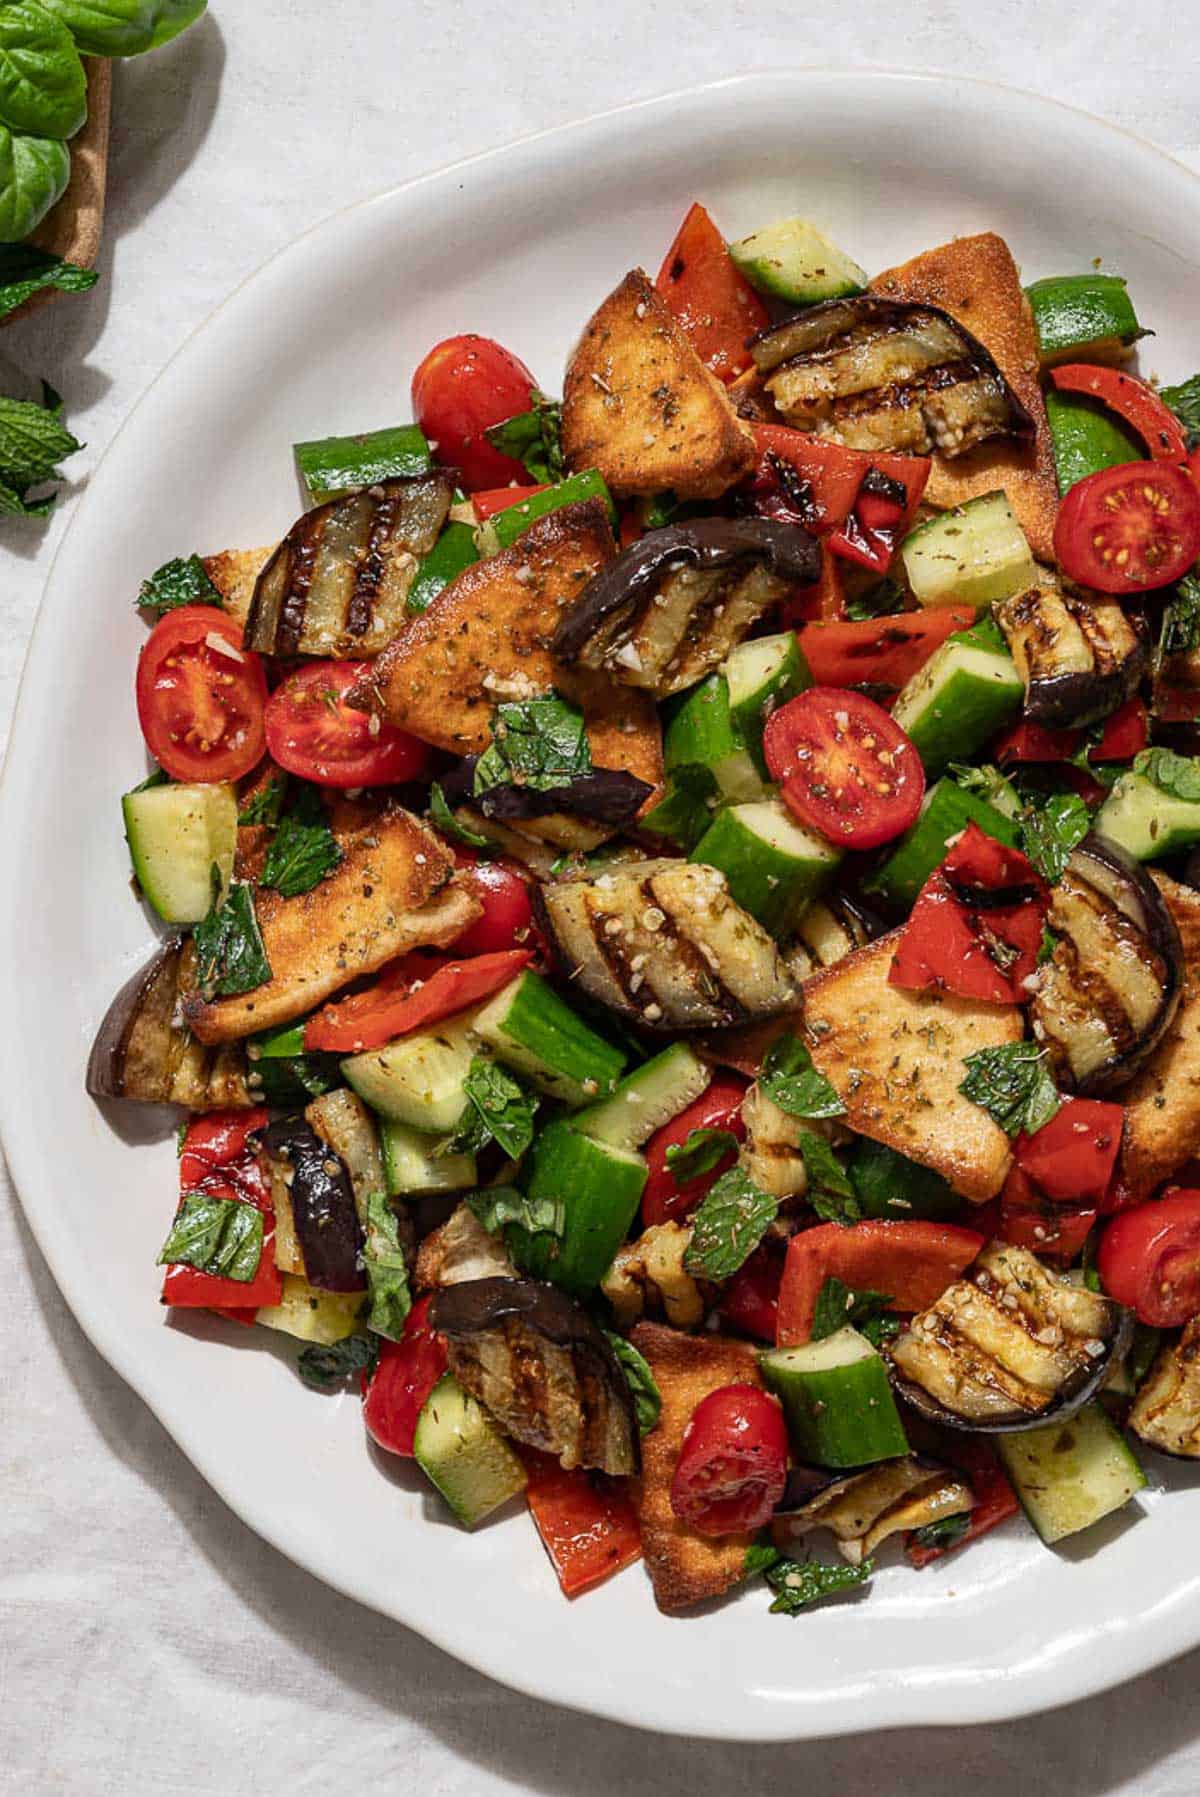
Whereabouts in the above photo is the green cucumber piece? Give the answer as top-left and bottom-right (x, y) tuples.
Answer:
(380, 1120), (477, 1195)
(725, 631), (811, 775)
(574, 1041), (712, 1151)
(1095, 768), (1200, 861)
(512, 1120), (648, 1293)
(690, 798), (840, 934)
(122, 780), (237, 924)
(1025, 274), (1144, 368)
(864, 777), (1022, 910)
(664, 674), (767, 803)
(254, 1275), (364, 1346)
(759, 1328), (909, 1469)
(294, 424), (432, 505)
(413, 1373), (528, 1528)
(407, 520), (478, 614)
(900, 491), (1036, 611)
(728, 216), (867, 304)
(996, 1402), (1146, 1546)
(471, 969), (625, 1106)
(848, 1136), (961, 1221)
(1045, 391), (1143, 496)
(341, 1020), (477, 1133)
(638, 766), (718, 851)
(474, 469), (615, 554)
(891, 629), (1023, 777)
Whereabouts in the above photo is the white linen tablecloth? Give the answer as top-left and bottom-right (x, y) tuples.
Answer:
(4, 7), (1200, 1791)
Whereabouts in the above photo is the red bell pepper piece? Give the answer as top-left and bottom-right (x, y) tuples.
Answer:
(641, 1072), (748, 1227)
(748, 424), (930, 543)
(1049, 364), (1190, 463)
(362, 1294), (449, 1457)
(1014, 1096), (1124, 1203)
(654, 202), (768, 382)
(471, 484), (549, 520)
(718, 1242), (783, 1341)
(994, 697), (1148, 767)
(778, 543), (847, 625)
(304, 948), (530, 1053)
(905, 1437), (1019, 1567)
(776, 1220), (986, 1346)
(523, 1450), (643, 1596)
(797, 605), (975, 690)
(889, 823), (1048, 1005)
(1093, 697), (1149, 761)
(161, 1107), (282, 1313)
(978, 1168), (1098, 1265)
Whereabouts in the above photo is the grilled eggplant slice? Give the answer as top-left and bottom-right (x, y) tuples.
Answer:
(243, 473), (453, 657)
(889, 1243), (1132, 1431)
(1129, 1318), (1200, 1459)
(740, 1082), (811, 1200)
(770, 1455), (973, 1565)
(536, 857), (798, 1031)
(429, 1277), (638, 1475)
(1030, 836), (1183, 1093)
(552, 518), (819, 698)
(415, 1201), (516, 1291)
(87, 939), (252, 1110)
(750, 295), (1033, 459)
(262, 1115), (365, 1292)
(995, 576), (1146, 729)
(601, 1221), (704, 1329)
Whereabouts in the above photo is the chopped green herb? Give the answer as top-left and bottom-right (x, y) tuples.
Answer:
(484, 392), (564, 484)
(959, 1040), (1060, 1138)
(468, 1185), (565, 1239)
(454, 1059), (539, 1161)
(665, 1127), (739, 1184)
(260, 782), (342, 899)
(605, 1332), (662, 1434)
(948, 760), (1021, 819)
(743, 1542), (782, 1580)
(430, 782), (492, 850)
(810, 1276), (894, 1342)
(911, 1512), (971, 1551)
(765, 1555), (874, 1615)
(0, 243), (96, 321)
(193, 874), (272, 998)
(844, 578), (907, 623)
(1160, 574), (1200, 658)
(362, 1188), (411, 1339)
(297, 1333), (378, 1390)
(0, 382), (81, 517)
(238, 775), (286, 827)
(797, 1132), (858, 1221)
(759, 1032), (845, 1121)
(683, 1167), (778, 1280)
(137, 552), (221, 617)
(156, 1193), (263, 1281)
(1160, 373), (1200, 447)
(473, 693), (592, 798)
(1020, 791), (1090, 883)
(1134, 746), (1200, 804)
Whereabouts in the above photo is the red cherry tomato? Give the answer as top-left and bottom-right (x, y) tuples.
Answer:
(655, 203), (769, 383)
(1097, 1189), (1200, 1326)
(1054, 461), (1200, 594)
(641, 1073), (749, 1227)
(264, 660), (431, 789)
(411, 334), (537, 492)
(136, 605), (267, 783)
(1049, 365), (1190, 462)
(451, 859), (534, 955)
(304, 948), (530, 1053)
(362, 1295), (449, 1457)
(718, 1242), (784, 1342)
(764, 686), (925, 849)
(1014, 1097), (1124, 1203)
(980, 1167), (1098, 1266)
(669, 1384), (788, 1536)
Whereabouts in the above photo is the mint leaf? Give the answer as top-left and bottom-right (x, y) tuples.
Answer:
(455, 1058), (539, 1161)
(683, 1167), (777, 1280)
(137, 552), (221, 617)
(759, 1033), (845, 1121)
(362, 1188), (411, 1339)
(766, 1555), (874, 1615)
(0, 242), (96, 320)
(238, 775), (286, 827)
(1020, 791), (1090, 883)
(959, 1041), (1060, 1138)
(1160, 373), (1200, 447)
(948, 760), (1021, 820)
(485, 393), (564, 484)
(297, 1333), (377, 1390)
(605, 1332), (662, 1434)
(810, 1276), (893, 1342)
(797, 1132), (858, 1220)
(260, 783), (342, 899)
(468, 1184), (564, 1239)
(157, 1192), (264, 1281)
(430, 782), (492, 851)
(0, 381), (80, 515)
(1160, 574), (1200, 657)
(665, 1127), (739, 1184)
(474, 693), (592, 797)
(1134, 746), (1200, 804)
(193, 875), (271, 998)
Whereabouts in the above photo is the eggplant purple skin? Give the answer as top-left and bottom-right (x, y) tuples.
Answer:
(1022, 644), (1148, 731)
(888, 1305), (1135, 1436)
(262, 1116), (364, 1292)
(86, 940), (181, 1100)
(438, 759), (652, 827)
(551, 517), (820, 665)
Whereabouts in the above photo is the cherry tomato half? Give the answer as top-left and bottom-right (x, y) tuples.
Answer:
(669, 1384), (788, 1536)
(264, 660), (431, 789)
(362, 1295), (448, 1458)
(764, 685), (925, 849)
(411, 334), (537, 492)
(1054, 460), (1200, 594)
(136, 605), (267, 783)
(641, 1072), (749, 1227)
(451, 859), (535, 955)
(1097, 1189), (1200, 1327)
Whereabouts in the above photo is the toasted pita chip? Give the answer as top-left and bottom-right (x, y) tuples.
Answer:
(1121, 874), (1200, 1197)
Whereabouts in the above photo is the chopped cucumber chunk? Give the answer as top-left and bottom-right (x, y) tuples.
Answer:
(123, 780), (237, 924)
(690, 798), (840, 934)
(472, 970), (625, 1106)
(725, 631), (810, 775)
(514, 1121), (648, 1293)
(380, 1120), (477, 1195)
(1095, 768), (1200, 862)
(342, 1019), (477, 1133)
(900, 492), (1036, 611)
(997, 1403), (1145, 1545)
(574, 1042), (712, 1151)
(414, 1373), (527, 1528)
(728, 215), (867, 304)
(759, 1327), (909, 1468)
(891, 631), (1023, 776)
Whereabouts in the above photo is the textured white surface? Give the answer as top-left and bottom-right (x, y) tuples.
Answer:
(4, 9), (1200, 1793)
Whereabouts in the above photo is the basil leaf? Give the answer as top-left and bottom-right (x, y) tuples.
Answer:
(137, 552), (220, 617)
(743, 1543), (782, 1580)
(860, 1313), (902, 1348)
(1160, 574), (1200, 657)
(665, 1127), (739, 1184)
(683, 1168), (778, 1280)
(41, 0), (206, 56)
(474, 693), (592, 797)
(193, 875), (272, 997)
(0, 242), (96, 320)
(484, 393), (564, 484)
(260, 783), (342, 899)
(759, 1032), (845, 1121)
(1020, 791), (1090, 883)
(468, 1184), (565, 1239)
(429, 782), (492, 851)
(156, 1192), (264, 1281)
(605, 1332), (662, 1434)
(1133, 746), (1200, 804)
(362, 1189), (411, 1339)
(455, 1058), (539, 1161)
(0, 4), (86, 140)
(959, 1040), (1060, 1138)
(765, 1555), (874, 1615)
(238, 774), (286, 827)
(0, 123), (68, 239)
(0, 381), (80, 516)
(911, 1512), (971, 1551)
(249, 1051), (341, 1107)
(1160, 372), (1200, 448)
(297, 1332), (377, 1391)
(810, 1276), (894, 1342)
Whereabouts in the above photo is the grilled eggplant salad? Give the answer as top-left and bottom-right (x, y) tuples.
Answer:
(93, 203), (1200, 1614)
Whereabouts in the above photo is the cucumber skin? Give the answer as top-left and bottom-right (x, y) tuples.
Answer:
(689, 805), (834, 934)
(478, 469), (614, 552)
(1045, 391), (1142, 495)
(574, 1042), (712, 1150)
(996, 1403), (1145, 1546)
(865, 779), (1022, 910)
(664, 674), (766, 801)
(726, 634), (811, 776)
(511, 1120), (647, 1295)
(413, 1373), (528, 1529)
(893, 646), (1023, 777)
(474, 970), (626, 1105)
(759, 1343), (910, 1468)
(294, 424), (432, 504)
(729, 217), (866, 304)
(900, 493), (1035, 611)
(407, 521), (478, 614)
(1025, 274), (1142, 366)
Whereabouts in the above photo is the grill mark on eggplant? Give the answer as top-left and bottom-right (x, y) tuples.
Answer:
(345, 491), (396, 637)
(276, 530), (318, 657)
(1050, 913), (1144, 1059)
(642, 872), (750, 1022)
